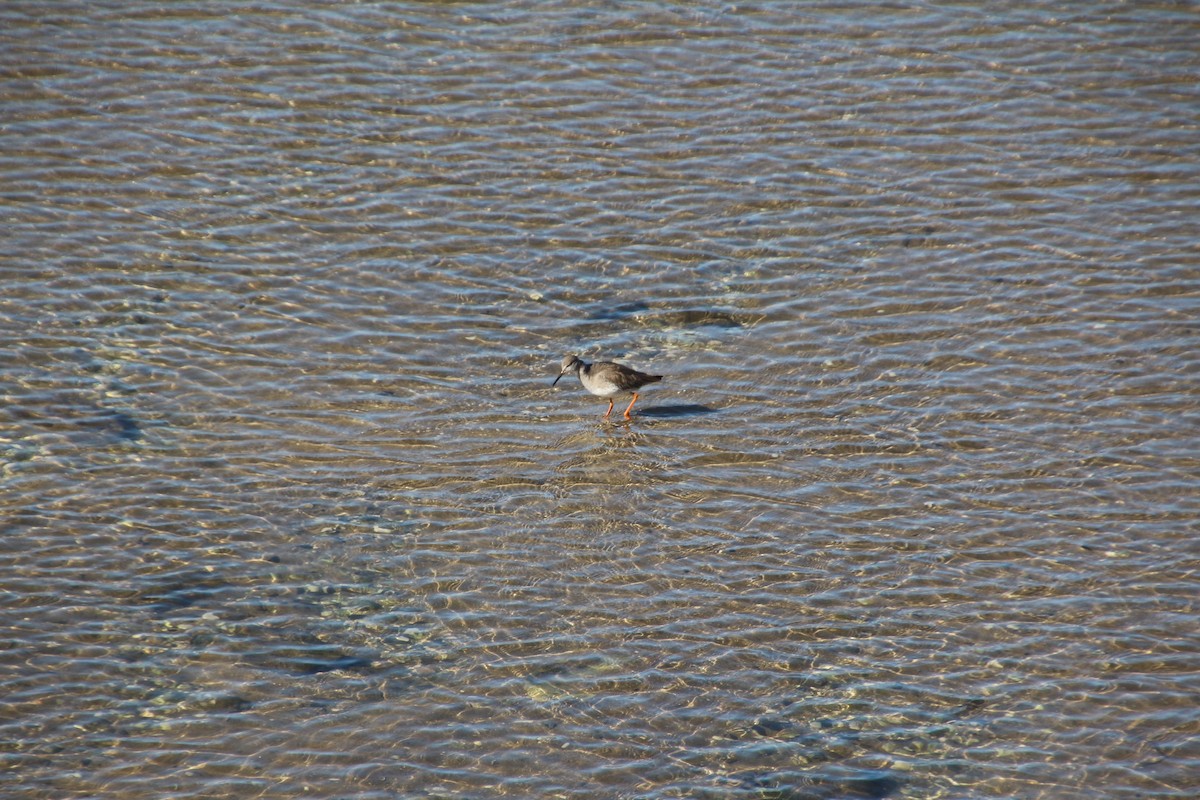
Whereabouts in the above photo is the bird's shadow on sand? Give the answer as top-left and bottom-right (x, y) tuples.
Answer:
(635, 404), (718, 419)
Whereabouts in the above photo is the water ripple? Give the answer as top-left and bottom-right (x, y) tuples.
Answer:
(3, 2), (1198, 798)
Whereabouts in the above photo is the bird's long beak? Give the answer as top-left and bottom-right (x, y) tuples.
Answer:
(552, 371), (565, 386)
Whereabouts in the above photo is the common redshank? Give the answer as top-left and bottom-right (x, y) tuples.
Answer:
(552, 354), (663, 419)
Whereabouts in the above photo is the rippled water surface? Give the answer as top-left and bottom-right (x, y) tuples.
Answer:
(3, 2), (1198, 798)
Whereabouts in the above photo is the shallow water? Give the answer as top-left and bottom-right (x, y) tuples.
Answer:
(2, 2), (1198, 798)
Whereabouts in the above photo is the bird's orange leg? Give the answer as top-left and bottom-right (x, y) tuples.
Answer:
(623, 393), (639, 419)
(604, 398), (614, 417)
